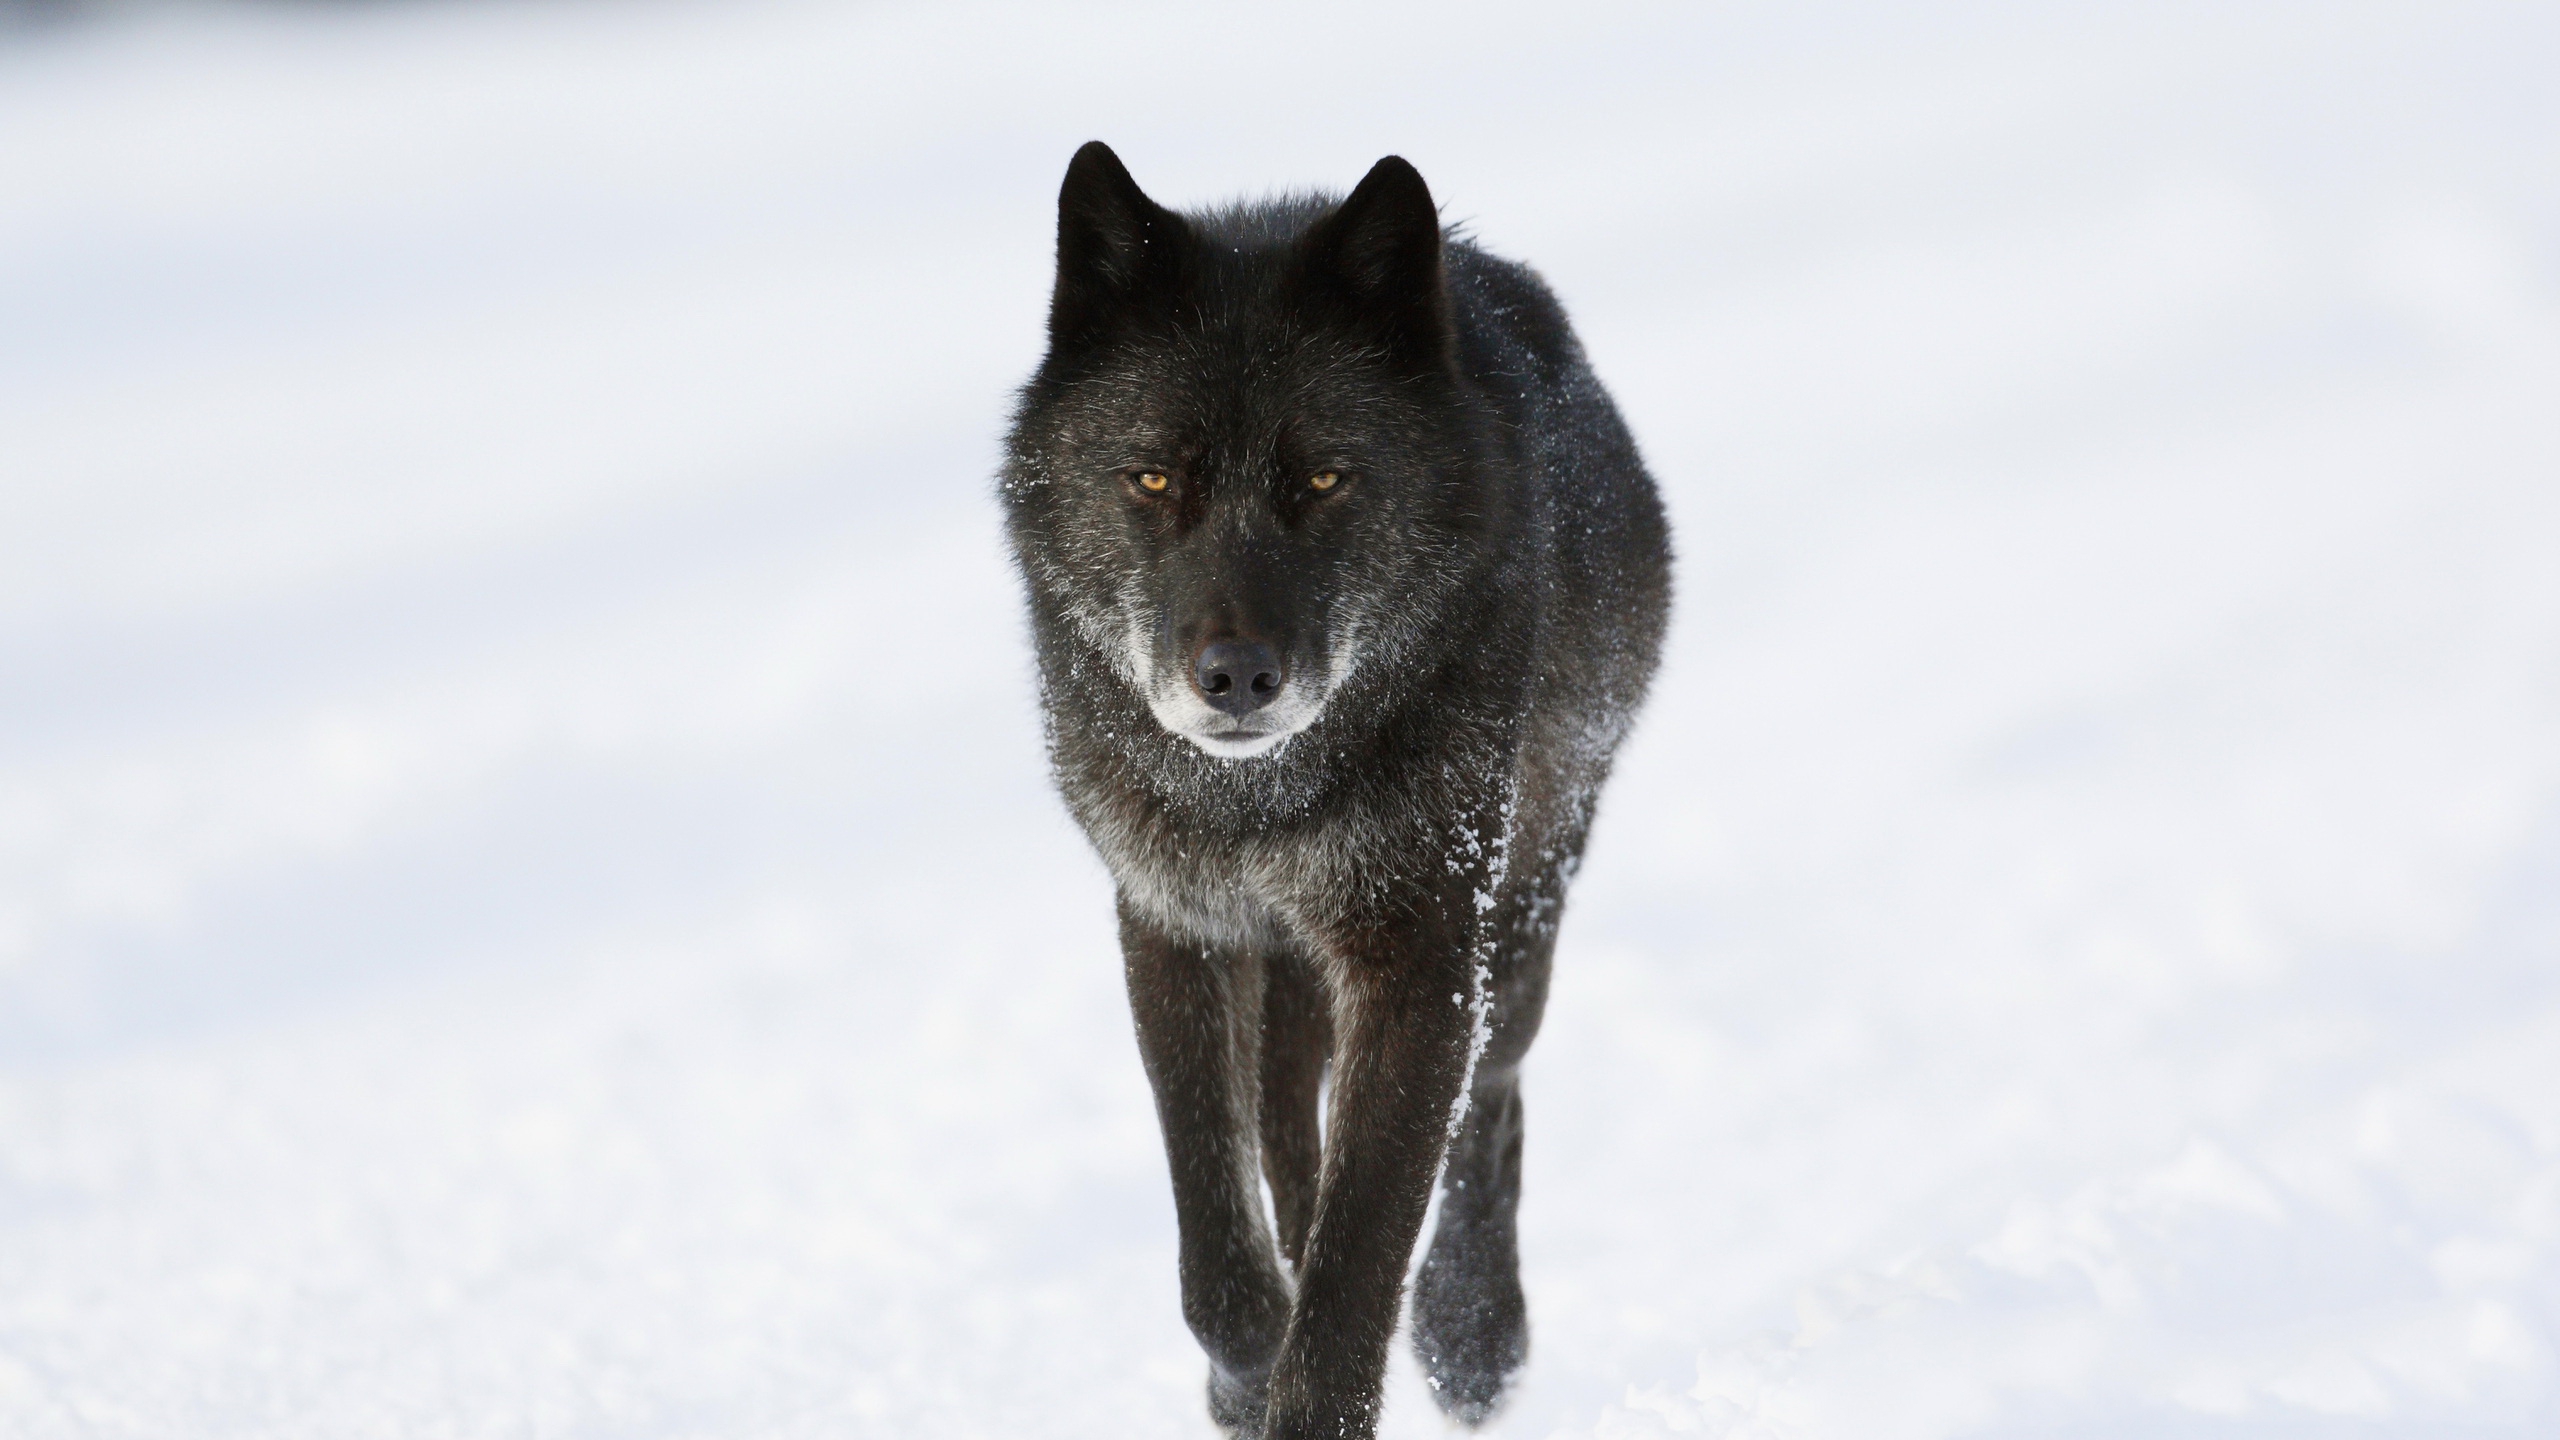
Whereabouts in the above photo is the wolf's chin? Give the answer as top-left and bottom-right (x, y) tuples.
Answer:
(1183, 728), (1295, 760)
(1140, 680), (1327, 761)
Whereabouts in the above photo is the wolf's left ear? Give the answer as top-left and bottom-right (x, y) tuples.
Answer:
(1051, 140), (1188, 347)
(1298, 155), (1451, 369)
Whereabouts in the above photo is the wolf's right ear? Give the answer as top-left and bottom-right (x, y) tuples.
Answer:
(1050, 141), (1187, 347)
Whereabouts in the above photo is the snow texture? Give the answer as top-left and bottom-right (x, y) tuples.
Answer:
(3, 2), (2557, 1436)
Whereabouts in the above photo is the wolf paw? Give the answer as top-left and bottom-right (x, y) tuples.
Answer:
(1411, 1262), (1528, 1426)
(1207, 1362), (1270, 1436)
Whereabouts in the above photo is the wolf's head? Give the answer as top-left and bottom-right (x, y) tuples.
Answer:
(1004, 142), (1492, 761)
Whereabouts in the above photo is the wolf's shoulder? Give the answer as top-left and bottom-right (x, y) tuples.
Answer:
(1442, 239), (1585, 384)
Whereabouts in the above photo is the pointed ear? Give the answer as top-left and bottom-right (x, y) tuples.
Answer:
(1050, 141), (1188, 346)
(1297, 155), (1451, 368)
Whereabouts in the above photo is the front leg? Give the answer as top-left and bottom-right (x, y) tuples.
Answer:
(1259, 951), (1331, 1270)
(1121, 904), (1294, 1431)
(1260, 897), (1480, 1440)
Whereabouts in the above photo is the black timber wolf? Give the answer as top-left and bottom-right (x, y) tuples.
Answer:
(1000, 141), (1671, 1439)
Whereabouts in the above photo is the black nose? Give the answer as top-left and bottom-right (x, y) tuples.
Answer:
(1192, 640), (1286, 715)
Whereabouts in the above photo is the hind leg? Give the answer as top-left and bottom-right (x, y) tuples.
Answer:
(1412, 1069), (1529, 1423)
(1413, 959), (1546, 1422)
(1413, 803), (1577, 1424)
(1260, 951), (1331, 1269)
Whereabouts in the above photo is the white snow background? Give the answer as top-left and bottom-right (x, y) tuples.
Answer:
(4, 2), (2558, 1436)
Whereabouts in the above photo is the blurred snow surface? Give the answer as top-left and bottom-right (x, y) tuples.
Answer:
(4, 2), (2559, 1436)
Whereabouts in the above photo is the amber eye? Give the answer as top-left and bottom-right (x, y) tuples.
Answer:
(1134, 470), (1171, 493)
(1310, 470), (1341, 492)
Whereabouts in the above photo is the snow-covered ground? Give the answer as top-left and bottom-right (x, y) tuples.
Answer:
(4, 2), (2557, 1435)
